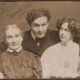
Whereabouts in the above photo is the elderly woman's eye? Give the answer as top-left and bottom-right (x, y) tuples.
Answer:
(7, 36), (12, 39)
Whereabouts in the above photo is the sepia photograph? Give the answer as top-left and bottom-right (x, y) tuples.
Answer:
(0, 0), (80, 79)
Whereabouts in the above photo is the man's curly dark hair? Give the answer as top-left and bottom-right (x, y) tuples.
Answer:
(26, 8), (51, 26)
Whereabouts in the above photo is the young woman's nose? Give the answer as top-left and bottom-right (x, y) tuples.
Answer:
(60, 30), (65, 35)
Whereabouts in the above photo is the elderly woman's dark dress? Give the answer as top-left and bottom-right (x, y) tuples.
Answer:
(0, 49), (42, 79)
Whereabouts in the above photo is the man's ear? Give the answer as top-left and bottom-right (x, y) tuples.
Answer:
(47, 22), (49, 27)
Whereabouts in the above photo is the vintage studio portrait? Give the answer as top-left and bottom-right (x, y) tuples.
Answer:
(0, 0), (80, 79)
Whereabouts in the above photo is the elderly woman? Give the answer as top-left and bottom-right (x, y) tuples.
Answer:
(0, 24), (42, 79)
(41, 17), (80, 79)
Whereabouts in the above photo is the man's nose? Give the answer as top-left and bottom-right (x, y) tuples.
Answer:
(38, 26), (42, 32)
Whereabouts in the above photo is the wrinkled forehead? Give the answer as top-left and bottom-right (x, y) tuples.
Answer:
(5, 26), (21, 36)
(6, 25), (19, 30)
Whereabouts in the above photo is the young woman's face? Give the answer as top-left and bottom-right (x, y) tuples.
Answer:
(59, 22), (73, 43)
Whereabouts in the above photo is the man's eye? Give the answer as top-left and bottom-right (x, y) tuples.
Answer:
(33, 24), (39, 27)
(42, 24), (46, 26)
(15, 35), (20, 37)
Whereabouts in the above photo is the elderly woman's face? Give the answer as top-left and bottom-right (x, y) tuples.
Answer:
(59, 22), (73, 43)
(5, 27), (23, 50)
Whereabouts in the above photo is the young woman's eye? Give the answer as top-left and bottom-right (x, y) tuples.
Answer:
(65, 29), (68, 31)
(65, 29), (70, 32)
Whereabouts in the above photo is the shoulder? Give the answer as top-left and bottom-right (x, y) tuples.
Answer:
(73, 42), (79, 49)
(24, 30), (30, 34)
(1, 50), (8, 55)
(41, 43), (60, 60)
(21, 49), (33, 55)
(71, 42), (79, 53)
(74, 42), (79, 45)
(0, 42), (7, 52)
(22, 50), (41, 66)
(73, 42), (79, 48)
(22, 49), (40, 58)
(24, 30), (31, 37)
(0, 51), (9, 60)
(44, 42), (60, 52)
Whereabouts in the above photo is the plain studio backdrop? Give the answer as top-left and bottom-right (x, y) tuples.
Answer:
(0, 1), (80, 42)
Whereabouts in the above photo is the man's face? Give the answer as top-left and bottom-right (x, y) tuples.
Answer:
(31, 16), (49, 38)
(59, 22), (73, 43)
(5, 27), (23, 50)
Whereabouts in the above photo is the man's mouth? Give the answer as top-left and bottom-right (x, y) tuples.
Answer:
(12, 44), (18, 46)
(37, 32), (43, 35)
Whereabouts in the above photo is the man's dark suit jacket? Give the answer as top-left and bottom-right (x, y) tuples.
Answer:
(22, 29), (60, 57)
(0, 29), (60, 57)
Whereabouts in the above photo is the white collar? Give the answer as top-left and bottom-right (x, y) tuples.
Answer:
(7, 46), (22, 53)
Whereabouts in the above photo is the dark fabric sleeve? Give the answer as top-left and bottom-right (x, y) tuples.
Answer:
(0, 55), (3, 73)
(0, 55), (7, 79)
(31, 54), (42, 79)
(22, 31), (29, 51)
(0, 42), (7, 53)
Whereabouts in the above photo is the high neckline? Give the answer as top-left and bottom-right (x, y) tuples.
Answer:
(7, 46), (22, 53)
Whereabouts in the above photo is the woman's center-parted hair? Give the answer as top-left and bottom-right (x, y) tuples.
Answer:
(2, 24), (24, 41)
(56, 17), (80, 37)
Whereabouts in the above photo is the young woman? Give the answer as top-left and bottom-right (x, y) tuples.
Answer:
(41, 17), (80, 79)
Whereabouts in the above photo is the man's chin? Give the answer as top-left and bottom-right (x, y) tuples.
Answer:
(37, 35), (45, 38)
(37, 37), (44, 38)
